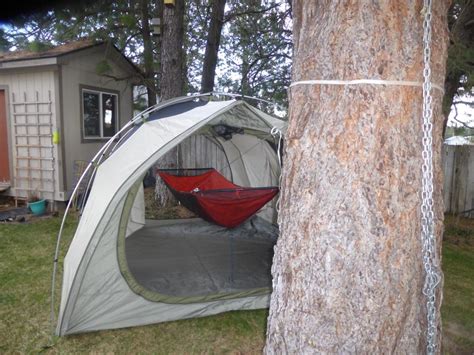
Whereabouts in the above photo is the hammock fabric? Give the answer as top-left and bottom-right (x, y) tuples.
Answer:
(158, 169), (279, 228)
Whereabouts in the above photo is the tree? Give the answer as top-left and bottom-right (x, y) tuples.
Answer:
(160, 0), (186, 100)
(265, 1), (450, 353)
(200, 0), (226, 93)
(219, 0), (292, 107)
(154, 0), (186, 208)
(185, 0), (292, 109)
(445, 0), (474, 109)
(443, 0), (474, 135)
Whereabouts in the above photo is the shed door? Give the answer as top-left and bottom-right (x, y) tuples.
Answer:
(0, 90), (10, 184)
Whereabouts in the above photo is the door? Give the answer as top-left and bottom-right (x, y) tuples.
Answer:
(0, 89), (10, 184)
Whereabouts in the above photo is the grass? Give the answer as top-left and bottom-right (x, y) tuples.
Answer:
(0, 215), (267, 353)
(0, 214), (473, 353)
(442, 215), (474, 354)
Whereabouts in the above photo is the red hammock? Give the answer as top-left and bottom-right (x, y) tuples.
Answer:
(157, 169), (279, 228)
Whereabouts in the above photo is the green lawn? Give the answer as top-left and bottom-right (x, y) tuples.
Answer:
(0, 215), (472, 353)
(0, 215), (267, 354)
(442, 216), (474, 354)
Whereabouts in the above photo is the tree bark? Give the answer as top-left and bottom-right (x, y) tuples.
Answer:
(155, 0), (186, 207)
(140, 0), (157, 106)
(160, 0), (185, 100)
(200, 0), (227, 93)
(265, 1), (450, 354)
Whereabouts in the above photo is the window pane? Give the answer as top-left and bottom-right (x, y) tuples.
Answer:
(83, 92), (100, 137)
(102, 93), (117, 137)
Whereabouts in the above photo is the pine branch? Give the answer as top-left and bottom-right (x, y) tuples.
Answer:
(224, 4), (280, 23)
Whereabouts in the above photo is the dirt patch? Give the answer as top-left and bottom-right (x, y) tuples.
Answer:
(0, 196), (58, 223)
(144, 187), (196, 220)
(0, 196), (18, 212)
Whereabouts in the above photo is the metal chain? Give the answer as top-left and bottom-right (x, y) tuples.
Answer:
(421, 1), (441, 354)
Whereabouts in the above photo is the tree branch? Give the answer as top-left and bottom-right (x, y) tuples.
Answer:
(224, 4), (280, 23)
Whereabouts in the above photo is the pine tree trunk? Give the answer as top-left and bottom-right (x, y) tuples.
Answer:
(155, 0), (186, 207)
(200, 0), (227, 93)
(265, 1), (450, 353)
(160, 0), (185, 100)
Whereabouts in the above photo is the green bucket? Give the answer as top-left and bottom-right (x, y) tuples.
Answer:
(28, 199), (46, 215)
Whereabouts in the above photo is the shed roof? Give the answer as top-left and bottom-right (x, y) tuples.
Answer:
(0, 39), (143, 78)
(0, 39), (100, 63)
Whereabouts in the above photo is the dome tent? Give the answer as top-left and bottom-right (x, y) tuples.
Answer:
(53, 94), (286, 335)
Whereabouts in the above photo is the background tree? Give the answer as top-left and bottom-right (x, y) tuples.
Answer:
(154, 0), (186, 208)
(445, 0), (474, 108)
(219, 0), (292, 107)
(160, 0), (186, 100)
(443, 0), (474, 134)
(185, 0), (292, 110)
(265, 1), (450, 353)
(200, 0), (227, 93)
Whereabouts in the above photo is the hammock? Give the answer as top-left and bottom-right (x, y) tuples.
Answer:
(157, 168), (279, 228)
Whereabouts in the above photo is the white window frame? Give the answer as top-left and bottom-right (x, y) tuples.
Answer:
(81, 88), (119, 140)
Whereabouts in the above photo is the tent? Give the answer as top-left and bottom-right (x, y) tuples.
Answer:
(55, 95), (286, 335)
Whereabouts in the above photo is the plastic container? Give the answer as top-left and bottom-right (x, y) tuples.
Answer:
(28, 199), (46, 215)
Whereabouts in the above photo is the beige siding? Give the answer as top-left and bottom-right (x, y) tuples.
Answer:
(60, 47), (134, 196)
(0, 69), (62, 201)
(0, 46), (135, 202)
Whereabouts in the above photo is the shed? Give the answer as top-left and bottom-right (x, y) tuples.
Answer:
(0, 39), (142, 204)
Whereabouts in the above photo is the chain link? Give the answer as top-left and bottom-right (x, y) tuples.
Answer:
(421, 1), (441, 354)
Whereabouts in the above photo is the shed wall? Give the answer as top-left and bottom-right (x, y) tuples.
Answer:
(60, 47), (133, 196)
(0, 69), (62, 201)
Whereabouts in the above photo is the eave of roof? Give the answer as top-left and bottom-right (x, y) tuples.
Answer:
(0, 39), (100, 63)
(0, 40), (143, 78)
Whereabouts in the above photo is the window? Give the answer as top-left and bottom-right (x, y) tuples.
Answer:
(82, 88), (118, 139)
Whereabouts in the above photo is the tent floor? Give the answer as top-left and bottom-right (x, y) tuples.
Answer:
(125, 218), (277, 298)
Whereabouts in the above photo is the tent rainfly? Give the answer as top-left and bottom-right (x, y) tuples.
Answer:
(55, 95), (287, 335)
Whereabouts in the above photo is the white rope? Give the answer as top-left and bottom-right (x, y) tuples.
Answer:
(290, 79), (445, 94)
